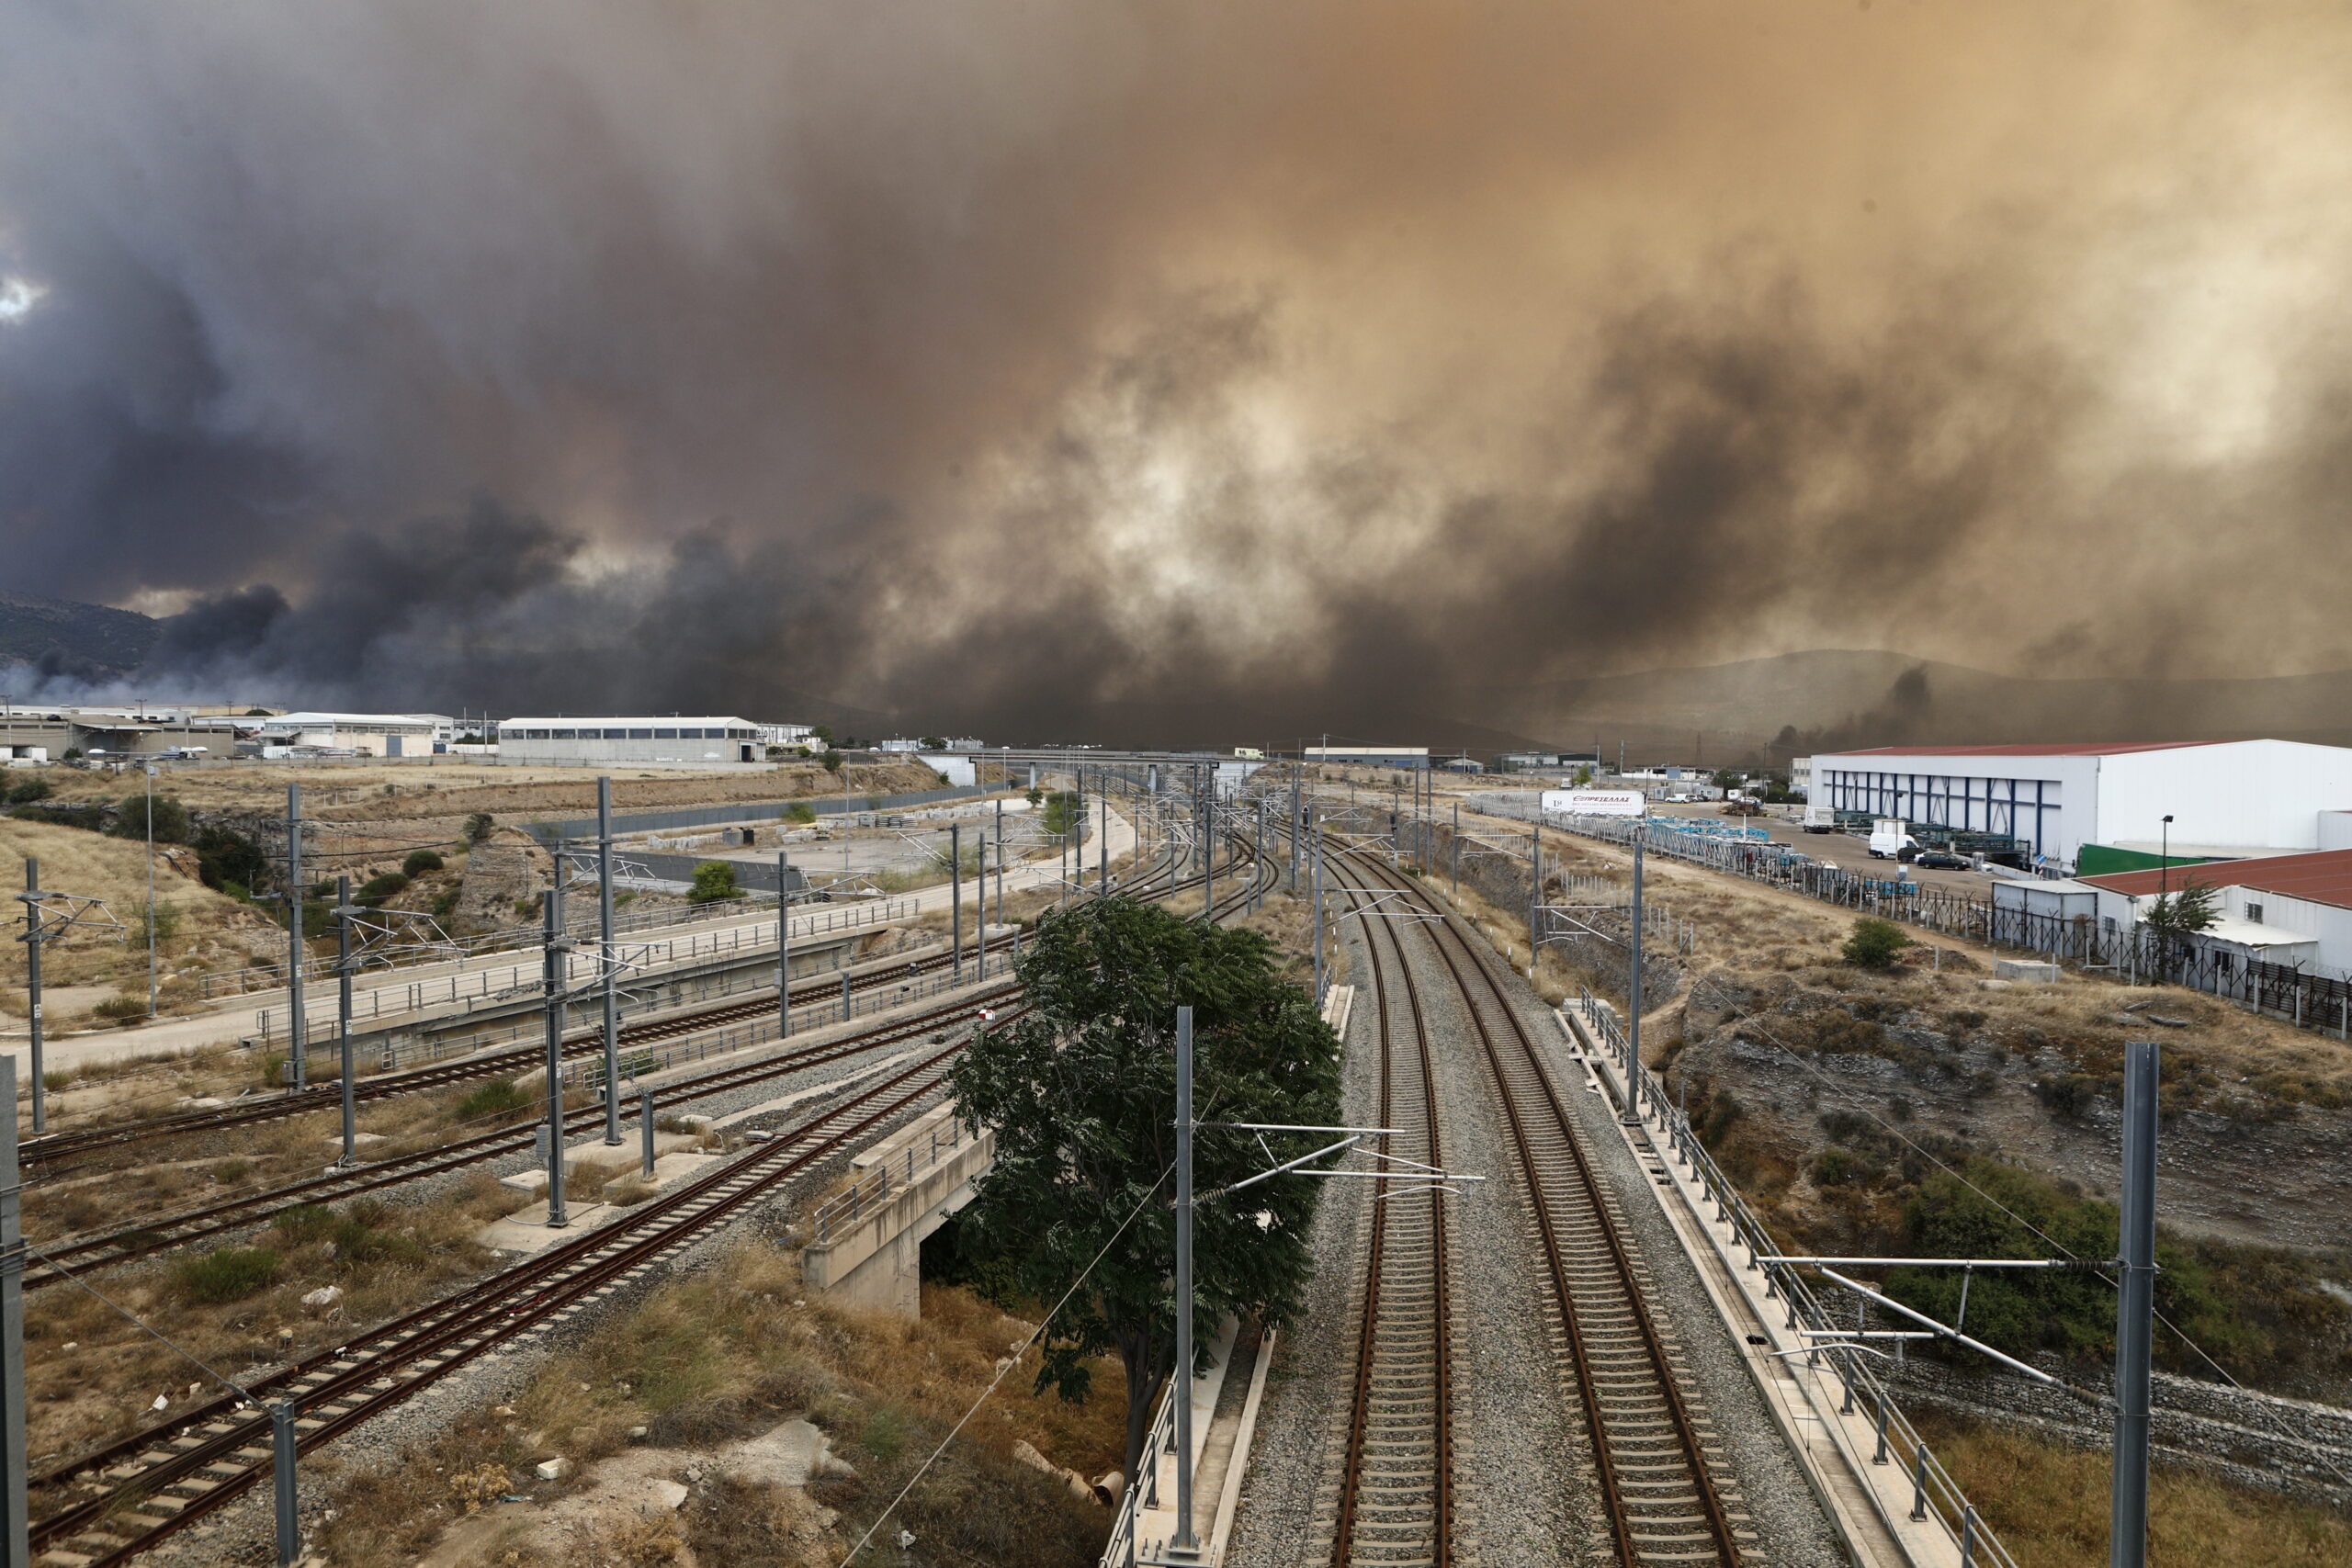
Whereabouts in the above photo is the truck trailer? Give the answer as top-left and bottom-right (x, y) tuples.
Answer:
(1541, 788), (1647, 818)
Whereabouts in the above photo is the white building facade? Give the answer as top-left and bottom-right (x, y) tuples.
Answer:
(497, 716), (766, 766)
(259, 712), (451, 758)
(2079, 850), (2352, 975)
(1809, 739), (2352, 873)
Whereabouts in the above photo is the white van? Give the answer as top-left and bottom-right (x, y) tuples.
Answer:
(1801, 804), (1837, 832)
(1868, 818), (1918, 860)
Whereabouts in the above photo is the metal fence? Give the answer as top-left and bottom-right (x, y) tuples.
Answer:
(1573, 987), (2019, 1568)
(809, 1116), (974, 1243)
(1100, 1371), (1183, 1568)
(525, 783), (999, 842)
(256, 897), (915, 1047)
(576, 948), (1016, 1095)
(1476, 797), (2352, 1043)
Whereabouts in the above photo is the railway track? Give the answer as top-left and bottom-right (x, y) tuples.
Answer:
(1338, 847), (1749, 1568)
(26, 845), (1207, 1286)
(1317, 854), (1454, 1568)
(27, 843), (1276, 1568)
(22, 843), (1190, 1180)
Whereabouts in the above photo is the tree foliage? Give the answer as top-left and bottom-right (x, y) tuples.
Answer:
(688, 860), (741, 903)
(2143, 877), (2221, 941)
(1842, 916), (1913, 969)
(948, 896), (1340, 1474)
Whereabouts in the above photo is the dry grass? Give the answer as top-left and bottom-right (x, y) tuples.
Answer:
(0, 818), (277, 1003)
(23, 1174), (526, 1464)
(316, 1239), (1125, 1568)
(1916, 1410), (2352, 1566)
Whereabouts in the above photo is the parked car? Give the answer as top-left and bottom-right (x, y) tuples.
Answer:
(1913, 849), (1972, 871)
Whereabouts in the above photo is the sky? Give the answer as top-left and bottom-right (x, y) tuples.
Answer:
(6, 2), (2352, 735)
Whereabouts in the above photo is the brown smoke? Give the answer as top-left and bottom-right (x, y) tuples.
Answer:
(6, 2), (2352, 736)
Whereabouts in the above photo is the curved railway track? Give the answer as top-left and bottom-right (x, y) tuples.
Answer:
(1333, 844), (1748, 1568)
(28, 841), (1275, 1568)
(26, 846), (1207, 1287)
(1318, 854), (1454, 1568)
(23, 843), (1191, 1180)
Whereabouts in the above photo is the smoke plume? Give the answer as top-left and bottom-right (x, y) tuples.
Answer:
(7, 2), (2352, 739)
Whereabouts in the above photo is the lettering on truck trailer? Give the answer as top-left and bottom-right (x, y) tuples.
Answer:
(1541, 789), (1647, 818)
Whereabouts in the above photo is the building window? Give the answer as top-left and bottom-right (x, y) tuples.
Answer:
(603, 728), (627, 739)
(628, 728), (652, 739)
(655, 728), (679, 739)
(2245, 902), (2263, 924)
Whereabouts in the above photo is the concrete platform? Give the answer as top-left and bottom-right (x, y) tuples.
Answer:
(481, 1148), (722, 1256)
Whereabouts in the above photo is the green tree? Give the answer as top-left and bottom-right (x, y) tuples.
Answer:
(1842, 916), (1913, 969)
(402, 848), (445, 877)
(1711, 767), (1745, 793)
(688, 861), (741, 903)
(107, 794), (189, 843)
(781, 801), (818, 826)
(920, 735), (948, 750)
(820, 750), (843, 773)
(811, 723), (835, 747)
(463, 811), (496, 843)
(1571, 764), (1594, 787)
(948, 897), (1341, 1476)
(2143, 877), (2221, 942)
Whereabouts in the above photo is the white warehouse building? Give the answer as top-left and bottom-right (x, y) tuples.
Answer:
(497, 716), (768, 766)
(259, 712), (452, 758)
(1809, 739), (2352, 874)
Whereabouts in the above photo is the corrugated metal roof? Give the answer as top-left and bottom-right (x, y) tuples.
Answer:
(1825, 741), (2225, 758)
(2079, 846), (2352, 911)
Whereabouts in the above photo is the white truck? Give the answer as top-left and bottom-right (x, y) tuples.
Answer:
(1541, 788), (1647, 818)
(1802, 804), (1837, 832)
(1868, 818), (1919, 860)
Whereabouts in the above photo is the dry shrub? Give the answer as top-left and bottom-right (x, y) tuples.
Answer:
(1916, 1410), (2352, 1567)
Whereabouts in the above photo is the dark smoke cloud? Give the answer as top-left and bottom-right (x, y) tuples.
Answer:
(6, 2), (2352, 739)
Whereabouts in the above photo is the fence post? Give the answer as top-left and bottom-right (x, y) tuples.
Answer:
(272, 1403), (300, 1565)
(640, 1087), (656, 1177)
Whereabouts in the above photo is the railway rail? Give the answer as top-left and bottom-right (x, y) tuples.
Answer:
(1330, 843), (1750, 1567)
(21, 841), (1190, 1181)
(1317, 852), (1454, 1568)
(27, 840), (1275, 1568)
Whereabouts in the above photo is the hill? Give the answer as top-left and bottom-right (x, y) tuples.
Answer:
(0, 590), (159, 681)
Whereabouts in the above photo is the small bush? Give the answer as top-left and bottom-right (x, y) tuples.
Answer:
(464, 812), (495, 843)
(1842, 917), (1913, 969)
(688, 861), (741, 904)
(176, 1247), (280, 1303)
(357, 872), (410, 906)
(782, 802), (818, 826)
(41, 1068), (75, 1091)
(5, 776), (50, 805)
(93, 995), (147, 1021)
(272, 1204), (340, 1244)
(402, 848), (445, 877)
(457, 1079), (530, 1122)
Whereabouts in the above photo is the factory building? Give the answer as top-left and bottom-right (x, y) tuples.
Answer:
(259, 712), (452, 758)
(2079, 849), (2352, 976)
(496, 716), (767, 766)
(1304, 745), (1430, 771)
(1810, 739), (2352, 874)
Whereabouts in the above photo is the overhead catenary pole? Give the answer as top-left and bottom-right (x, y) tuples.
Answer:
(994, 797), (1004, 931)
(285, 784), (306, 1091)
(951, 824), (963, 985)
(1527, 822), (1540, 977)
(540, 879), (570, 1228)
(1451, 798), (1460, 898)
(20, 860), (45, 1135)
(144, 762), (157, 1019)
(977, 839), (989, 981)
(334, 876), (357, 1167)
(598, 778), (622, 1145)
(1172, 1004), (1200, 1552)
(2110, 1040), (2159, 1568)
(272, 1402), (299, 1565)
(1626, 837), (1645, 1124)
(1311, 808), (1326, 1003)
(2, 1055), (28, 1568)
(776, 852), (792, 1040)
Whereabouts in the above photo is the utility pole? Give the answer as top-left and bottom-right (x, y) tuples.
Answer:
(1171, 1004), (1200, 1555)
(540, 880), (570, 1228)
(597, 778), (621, 1146)
(143, 761), (158, 1019)
(951, 824), (963, 986)
(3, 1055), (29, 1568)
(1626, 838), (1645, 1124)
(994, 797), (1004, 932)
(18, 862), (43, 1136)
(1451, 799), (1460, 899)
(1527, 823), (1540, 977)
(777, 852), (792, 1040)
(1203, 790), (1215, 918)
(1311, 808), (1326, 1004)
(977, 839), (989, 981)
(1100, 785), (1109, 899)
(334, 877), (357, 1167)
(2111, 1040), (2159, 1568)
(284, 784), (307, 1090)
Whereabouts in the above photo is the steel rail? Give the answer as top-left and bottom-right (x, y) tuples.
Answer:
(1323, 851), (1453, 1568)
(28, 841), (1270, 1567)
(1341, 849), (1746, 1568)
(21, 842), (1191, 1178)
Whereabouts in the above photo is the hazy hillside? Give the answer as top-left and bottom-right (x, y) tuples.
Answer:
(1471, 649), (2352, 765)
(0, 590), (157, 680)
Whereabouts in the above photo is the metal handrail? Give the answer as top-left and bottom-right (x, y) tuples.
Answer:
(808, 1118), (970, 1243)
(1100, 1373), (1182, 1568)
(1573, 987), (2021, 1568)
